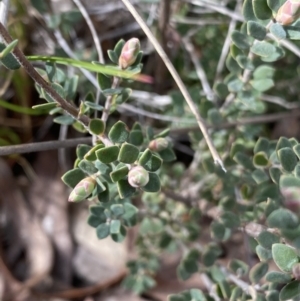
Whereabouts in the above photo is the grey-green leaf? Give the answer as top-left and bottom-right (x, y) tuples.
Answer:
(272, 243), (299, 272)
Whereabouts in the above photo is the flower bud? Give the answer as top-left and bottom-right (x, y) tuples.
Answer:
(276, 0), (300, 25)
(128, 166), (149, 188)
(148, 138), (169, 152)
(68, 177), (96, 202)
(118, 38), (141, 69)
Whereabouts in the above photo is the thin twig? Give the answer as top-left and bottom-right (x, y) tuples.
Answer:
(122, 0), (225, 171)
(183, 35), (214, 101)
(0, 137), (92, 156)
(214, 0), (239, 81)
(0, 22), (89, 126)
(101, 77), (121, 123)
(72, 0), (104, 63)
(2, 108), (300, 156)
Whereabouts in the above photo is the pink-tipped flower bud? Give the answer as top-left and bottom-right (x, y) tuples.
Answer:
(118, 38), (141, 69)
(276, 0), (300, 25)
(68, 177), (96, 202)
(128, 166), (149, 188)
(148, 138), (169, 152)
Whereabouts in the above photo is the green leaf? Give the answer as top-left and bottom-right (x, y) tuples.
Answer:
(158, 148), (176, 162)
(250, 78), (274, 92)
(277, 137), (292, 151)
(294, 144), (300, 159)
(266, 271), (292, 283)
(129, 130), (144, 146)
(118, 143), (139, 163)
(257, 231), (280, 249)
(96, 223), (110, 239)
(96, 146), (119, 163)
(231, 31), (250, 50)
(110, 204), (124, 218)
(77, 144), (92, 160)
(154, 128), (170, 139)
(253, 152), (269, 167)
(253, 65), (275, 79)
(0, 39), (18, 59)
(249, 262), (268, 283)
(269, 167), (281, 184)
(141, 173), (161, 193)
(84, 101), (104, 111)
(111, 225), (127, 242)
(108, 121), (129, 144)
(252, 169), (269, 184)
(89, 118), (105, 135)
(261, 46), (284, 62)
(256, 245), (272, 261)
(253, 0), (272, 19)
(254, 137), (270, 153)
(267, 0), (281, 12)
(251, 41), (276, 57)
(61, 168), (86, 188)
(272, 244), (299, 272)
(142, 155), (162, 172)
(0, 42), (20, 70)
(53, 115), (74, 125)
(65, 75), (79, 100)
(220, 212), (240, 229)
(280, 175), (300, 190)
(213, 82), (229, 99)
(278, 147), (297, 172)
(32, 102), (57, 113)
(226, 55), (241, 74)
(117, 179), (136, 198)
(227, 78), (243, 92)
(110, 166), (129, 182)
(110, 219), (121, 234)
(107, 50), (118, 64)
(285, 26), (300, 40)
(270, 23), (286, 39)
(207, 108), (223, 125)
(78, 159), (98, 175)
(114, 39), (125, 58)
(243, 0), (258, 21)
(280, 281), (300, 301)
(98, 182), (110, 203)
(247, 21), (267, 40)
(97, 73), (111, 90)
(230, 287), (243, 301)
(210, 221), (226, 241)
(84, 144), (105, 161)
(190, 289), (206, 301)
(236, 55), (254, 70)
(116, 88), (132, 104)
(87, 214), (105, 228)
(228, 259), (249, 276)
(233, 152), (254, 169)
(267, 208), (299, 229)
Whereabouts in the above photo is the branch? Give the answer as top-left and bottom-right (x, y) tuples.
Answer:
(121, 0), (225, 171)
(0, 22), (90, 127)
(0, 137), (92, 156)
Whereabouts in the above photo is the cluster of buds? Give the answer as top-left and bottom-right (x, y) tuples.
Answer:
(68, 176), (96, 202)
(118, 38), (141, 69)
(276, 0), (300, 25)
(148, 138), (169, 152)
(128, 166), (149, 188)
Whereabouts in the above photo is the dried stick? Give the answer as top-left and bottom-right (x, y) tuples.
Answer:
(0, 137), (92, 156)
(121, 0), (225, 171)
